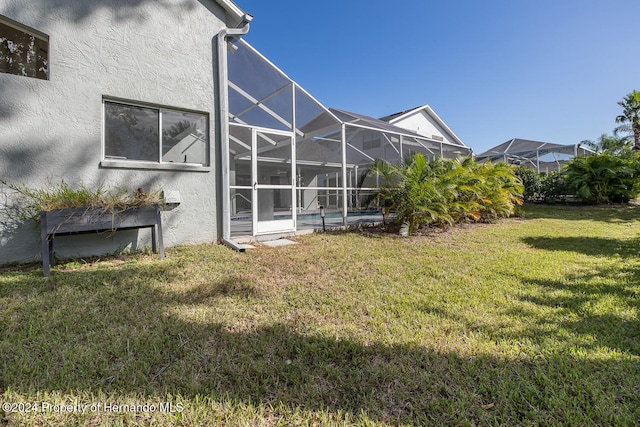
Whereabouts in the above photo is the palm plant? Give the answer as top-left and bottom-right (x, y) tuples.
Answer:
(474, 161), (524, 220)
(616, 90), (640, 150)
(370, 154), (523, 234)
(443, 157), (484, 221)
(583, 133), (633, 155)
(563, 153), (639, 203)
(371, 154), (452, 232)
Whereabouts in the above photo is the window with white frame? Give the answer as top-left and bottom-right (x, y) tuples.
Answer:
(104, 100), (209, 167)
(0, 15), (49, 80)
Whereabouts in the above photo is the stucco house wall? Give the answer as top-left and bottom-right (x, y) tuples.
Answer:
(391, 112), (455, 145)
(0, 0), (235, 264)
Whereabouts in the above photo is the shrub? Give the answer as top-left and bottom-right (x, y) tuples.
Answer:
(539, 171), (569, 203)
(371, 154), (523, 234)
(371, 154), (454, 231)
(474, 161), (524, 220)
(513, 166), (541, 201)
(562, 153), (640, 203)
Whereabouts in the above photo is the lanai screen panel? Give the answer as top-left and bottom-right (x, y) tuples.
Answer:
(228, 39), (293, 131)
(228, 124), (253, 236)
(402, 136), (438, 160)
(227, 38), (345, 232)
(295, 86), (343, 216)
(441, 143), (469, 158)
(228, 124), (251, 183)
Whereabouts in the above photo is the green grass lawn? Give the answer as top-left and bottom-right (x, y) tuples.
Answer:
(1, 204), (639, 426)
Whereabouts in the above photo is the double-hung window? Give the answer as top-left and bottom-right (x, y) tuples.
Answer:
(103, 99), (210, 169)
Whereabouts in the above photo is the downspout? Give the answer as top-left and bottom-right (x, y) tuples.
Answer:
(217, 16), (251, 252)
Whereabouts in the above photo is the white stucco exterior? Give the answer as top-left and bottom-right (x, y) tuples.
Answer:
(0, 0), (240, 264)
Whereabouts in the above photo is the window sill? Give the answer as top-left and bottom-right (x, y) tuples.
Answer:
(100, 159), (211, 172)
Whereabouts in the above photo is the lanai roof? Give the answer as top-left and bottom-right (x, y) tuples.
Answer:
(476, 138), (593, 161)
(331, 109), (435, 140)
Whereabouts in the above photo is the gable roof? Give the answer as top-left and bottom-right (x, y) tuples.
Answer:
(330, 108), (430, 140)
(379, 105), (467, 148)
(378, 105), (424, 122)
(327, 108), (472, 156)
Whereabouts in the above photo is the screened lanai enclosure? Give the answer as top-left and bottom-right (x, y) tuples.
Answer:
(476, 138), (594, 173)
(222, 39), (472, 240)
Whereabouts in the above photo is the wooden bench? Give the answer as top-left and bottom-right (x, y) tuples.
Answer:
(40, 205), (164, 277)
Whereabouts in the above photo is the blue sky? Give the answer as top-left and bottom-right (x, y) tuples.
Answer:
(234, 0), (640, 154)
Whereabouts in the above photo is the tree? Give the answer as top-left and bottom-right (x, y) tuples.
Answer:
(615, 90), (640, 150)
(582, 134), (632, 155)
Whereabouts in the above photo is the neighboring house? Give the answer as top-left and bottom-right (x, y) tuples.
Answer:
(476, 138), (594, 172)
(380, 105), (469, 155)
(0, 0), (250, 265)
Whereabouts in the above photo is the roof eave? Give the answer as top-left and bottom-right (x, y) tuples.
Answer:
(214, 0), (253, 26)
(384, 105), (428, 123)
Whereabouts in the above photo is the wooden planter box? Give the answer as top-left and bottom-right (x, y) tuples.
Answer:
(40, 205), (164, 276)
